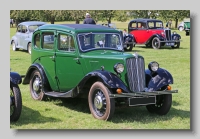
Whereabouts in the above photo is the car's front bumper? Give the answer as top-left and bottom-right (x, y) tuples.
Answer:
(109, 90), (178, 106)
(160, 40), (181, 46)
(109, 89), (178, 98)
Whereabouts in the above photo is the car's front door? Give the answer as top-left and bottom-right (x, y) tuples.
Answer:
(55, 31), (84, 91)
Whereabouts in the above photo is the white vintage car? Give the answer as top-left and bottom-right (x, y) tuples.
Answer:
(10, 21), (46, 54)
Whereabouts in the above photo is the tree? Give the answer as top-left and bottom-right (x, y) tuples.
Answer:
(98, 10), (117, 24)
(159, 10), (190, 28)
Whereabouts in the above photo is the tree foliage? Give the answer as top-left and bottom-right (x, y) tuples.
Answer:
(10, 10), (190, 27)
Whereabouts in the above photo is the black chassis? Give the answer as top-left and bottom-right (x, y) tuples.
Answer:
(22, 63), (178, 106)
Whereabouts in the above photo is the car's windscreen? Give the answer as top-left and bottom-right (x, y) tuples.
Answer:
(28, 25), (44, 32)
(78, 33), (123, 51)
(148, 21), (163, 29)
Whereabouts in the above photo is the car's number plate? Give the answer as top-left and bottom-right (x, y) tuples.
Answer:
(166, 43), (174, 46)
(129, 96), (156, 106)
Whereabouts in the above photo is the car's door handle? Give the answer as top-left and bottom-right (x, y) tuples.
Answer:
(73, 58), (79, 60)
(73, 58), (80, 64)
(50, 56), (55, 59)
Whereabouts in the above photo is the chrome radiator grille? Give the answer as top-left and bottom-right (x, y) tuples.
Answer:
(126, 57), (145, 92)
(165, 29), (172, 40)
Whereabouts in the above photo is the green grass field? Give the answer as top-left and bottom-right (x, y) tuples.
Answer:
(10, 22), (190, 129)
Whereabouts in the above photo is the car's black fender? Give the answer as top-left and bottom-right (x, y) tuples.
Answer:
(123, 34), (135, 43)
(10, 72), (22, 85)
(172, 33), (181, 40)
(22, 63), (50, 91)
(145, 34), (165, 44)
(77, 70), (130, 93)
(145, 68), (173, 91)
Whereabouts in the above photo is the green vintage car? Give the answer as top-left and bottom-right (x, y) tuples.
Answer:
(22, 24), (178, 121)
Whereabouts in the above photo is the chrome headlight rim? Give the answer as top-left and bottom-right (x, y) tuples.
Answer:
(148, 61), (159, 72)
(114, 63), (124, 74)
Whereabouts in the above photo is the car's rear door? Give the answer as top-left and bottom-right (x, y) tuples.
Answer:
(38, 30), (59, 91)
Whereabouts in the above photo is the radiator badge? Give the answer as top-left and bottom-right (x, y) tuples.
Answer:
(133, 52), (138, 58)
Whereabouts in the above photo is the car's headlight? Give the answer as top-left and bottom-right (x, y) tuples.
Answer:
(161, 32), (165, 35)
(114, 63), (124, 74)
(148, 61), (159, 72)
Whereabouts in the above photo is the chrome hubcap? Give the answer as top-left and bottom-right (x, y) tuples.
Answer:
(12, 43), (15, 50)
(33, 77), (40, 92)
(94, 95), (103, 109)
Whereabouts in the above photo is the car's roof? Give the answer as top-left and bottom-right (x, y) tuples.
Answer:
(129, 18), (162, 23)
(37, 24), (120, 33)
(19, 21), (46, 26)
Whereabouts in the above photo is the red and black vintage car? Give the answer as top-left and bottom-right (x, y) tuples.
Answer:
(128, 18), (181, 49)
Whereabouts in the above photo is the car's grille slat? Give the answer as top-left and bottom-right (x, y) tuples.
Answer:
(126, 57), (145, 92)
(165, 30), (172, 40)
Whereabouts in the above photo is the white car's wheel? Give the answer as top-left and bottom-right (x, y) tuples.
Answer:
(12, 41), (18, 51)
(178, 26), (184, 31)
(28, 43), (31, 54)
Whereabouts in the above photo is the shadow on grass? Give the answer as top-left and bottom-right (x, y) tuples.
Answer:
(136, 45), (188, 50)
(46, 97), (190, 124)
(10, 105), (61, 126)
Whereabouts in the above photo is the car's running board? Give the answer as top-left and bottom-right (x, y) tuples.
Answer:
(45, 90), (73, 98)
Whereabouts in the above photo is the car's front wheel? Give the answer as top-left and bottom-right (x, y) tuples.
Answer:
(88, 82), (115, 121)
(11, 41), (19, 51)
(171, 37), (180, 49)
(152, 37), (161, 49)
(10, 82), (22, 122)
(30, 70), (46, 101)
(146, 94), (172, 115)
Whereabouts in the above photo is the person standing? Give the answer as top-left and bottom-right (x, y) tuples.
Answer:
(83, 13), (96, 24)
(10, 19), (14, 27)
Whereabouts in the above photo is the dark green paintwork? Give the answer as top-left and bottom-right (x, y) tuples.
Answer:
(31, 24), (143, 91)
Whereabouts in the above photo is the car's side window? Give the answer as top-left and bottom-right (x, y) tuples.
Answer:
(138, 22), (147, 29)
(148, 22), (154, 28)
(58, 34), (75, 52)
(130, 22), (137, 29)
(42, 32), (54, 50)
(17, 25), (21, 33)
(22, 25), (27, 33)
(34, 33), (40, 48)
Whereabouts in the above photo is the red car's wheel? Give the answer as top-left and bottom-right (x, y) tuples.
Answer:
(152, 37), (161, 49)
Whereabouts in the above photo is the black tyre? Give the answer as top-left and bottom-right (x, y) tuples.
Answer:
(88, 82), (115, 121)
(10, 83), (22, 122)
(152, 37), (161, 49)
(146, 94), (172, 115)
(127, 44), (134, 51)
(27, 43), (31, 54)
(171, 37), (180, 49)
(11, 41), (19, 51)
(30, 70), (46, 101)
